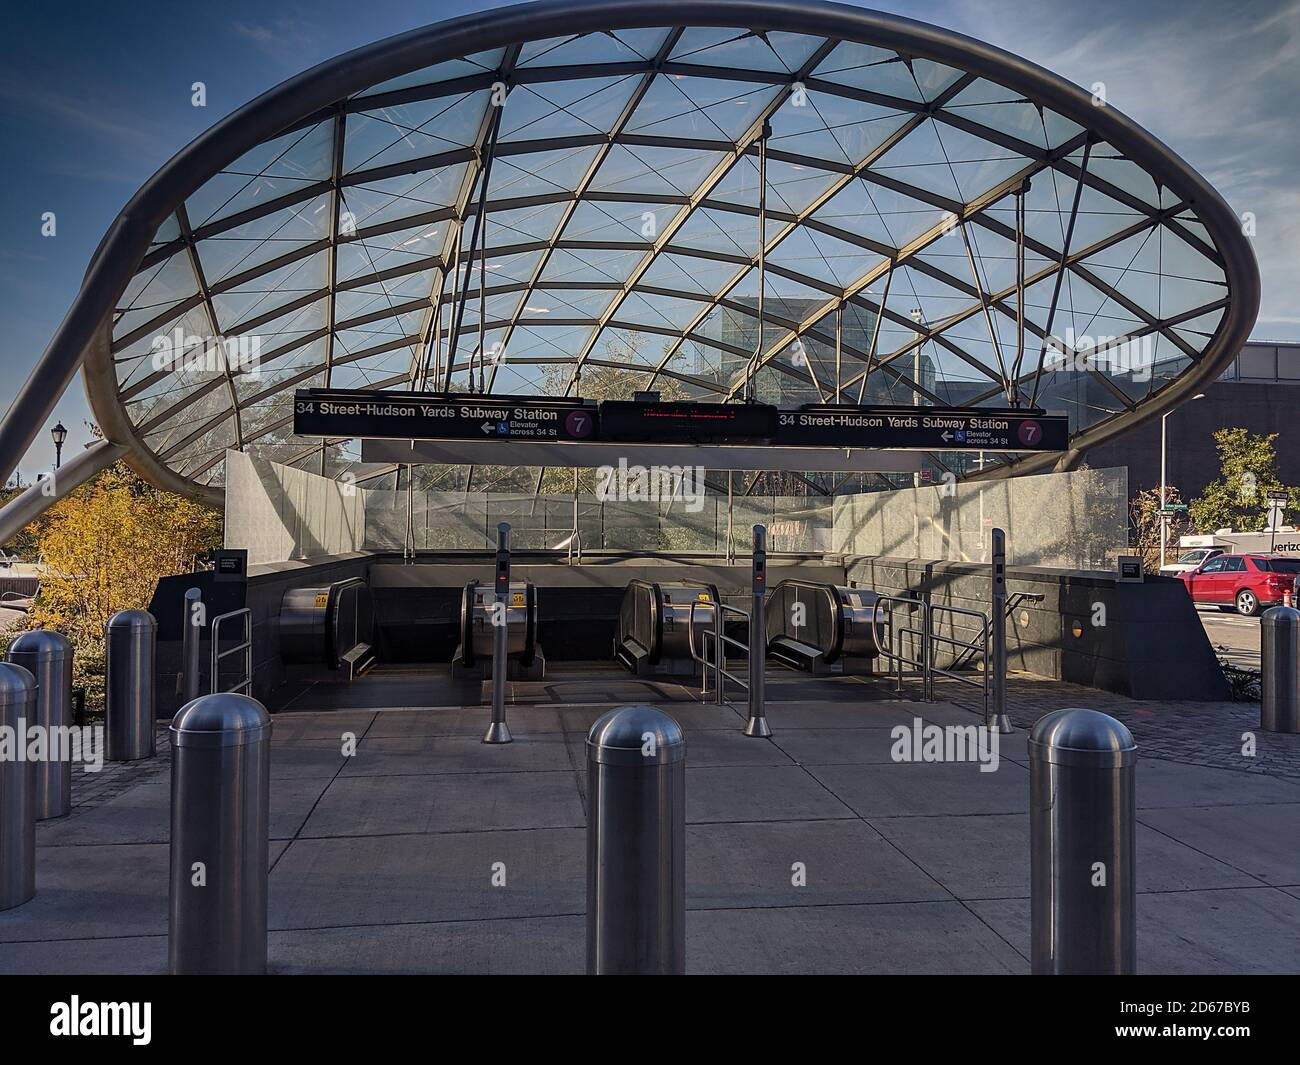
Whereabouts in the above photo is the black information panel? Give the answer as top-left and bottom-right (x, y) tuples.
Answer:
(599, 400), (778, 443)
(776, 406), (1069, 452)
(293, 389), (598, 442)
(294, 389), (1067, 452)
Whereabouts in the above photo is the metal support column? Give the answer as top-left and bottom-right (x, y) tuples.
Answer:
(168, 692), (272, 975)
(105, 609), (157, 761)
(744, 524), (770, 738)
(988, 527), (1012, 733)
(1261, 605), (1300, 732)
(585, 705), (686, 975)
(1030, 708), (1137, 975)
(182, 587), (203, 705)
(0, 662), (36, 910)
(7, 630), (74, 819)
(484, 521), (513, 744)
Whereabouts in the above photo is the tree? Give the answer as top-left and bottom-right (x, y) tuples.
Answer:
(22, 462), (223, 708)
(1131, 484), (1192, 570)
(1188, 428), (1299, 534)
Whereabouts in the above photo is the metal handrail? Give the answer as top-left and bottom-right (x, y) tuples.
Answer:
(874, 594), (929, 695)
(927, 603), (990, 715)
(689, 600), (750, 704)
(210, 607), (252, 695)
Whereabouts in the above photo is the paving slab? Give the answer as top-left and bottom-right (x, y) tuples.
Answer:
(300, 770), (585, 837)
(271, 915), (585, 975)
(760, 700), (942, 730)
(1135, 758), (1300, 808)
(0, 935), (166, 975)
(1137, 803), (1300, 884)
(873, 814), (1262, 899)
(554, 702), (748, 734)
(687, 901), (1026, 974)
(364, 707), (565, 738)
(773, 727), (921, 765)
(270, 742), (351, 781)
(970, 887), (1300, 974)
(686, 765), (855, 824)
(561, 726), (792, 769)
(810, 760), (1029, 818)
(0, 844), (168, 943)
(269, 711), (378, 742)
(37, 778), (330, 844)
(342, 732), (575, 777)
(686, 820), (948, 908)
(270, 828), (585, 929)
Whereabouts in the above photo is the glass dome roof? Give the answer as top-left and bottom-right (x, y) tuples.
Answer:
(85, 2), (1257, 496)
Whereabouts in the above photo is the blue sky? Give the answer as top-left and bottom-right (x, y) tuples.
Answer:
(2, 0), (1296, 474)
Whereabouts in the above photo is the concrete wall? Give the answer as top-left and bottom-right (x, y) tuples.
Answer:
(846, 556), (1229, 701)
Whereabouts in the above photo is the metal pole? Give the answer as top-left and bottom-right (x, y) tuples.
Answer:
(484, 521), (513, 744)
(714, 604), (725, 707)
(6, 630), (74, 819)
(988, 527), (1012, 733)
(726, 471), (734, 563)
(168, 692), (272, 975)
(745, 524), (770, 737)
(1160, 412), (1169, 569)
(1261, 606), (1300, 732)
(1030, 708), (1137, 975)
(585, 705), (686, 975)
(0, 662), (36, 910)
(182, 587), (203, 704)
(105, 609), (157, 761)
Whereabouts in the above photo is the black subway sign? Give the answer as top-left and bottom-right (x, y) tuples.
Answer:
(775, 406), (1068, 452)
(293, 390), (597, 442)
(293, 389), (1067, 453)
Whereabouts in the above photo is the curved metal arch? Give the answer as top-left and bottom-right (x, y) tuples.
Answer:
(0, 0), (1257, 505)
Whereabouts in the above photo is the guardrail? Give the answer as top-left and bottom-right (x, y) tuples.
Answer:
(688, 600), (751, 706)
(874, 594), (929, 696)
(927, 603), (990, 716)
(210, 608), (252, 695)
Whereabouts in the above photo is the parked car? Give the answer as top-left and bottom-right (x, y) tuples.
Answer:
(1158, 547), (1225, 575)
(1180, 553), (1300, 616)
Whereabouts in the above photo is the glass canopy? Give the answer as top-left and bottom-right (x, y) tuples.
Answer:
(103, 18), (1241, 493)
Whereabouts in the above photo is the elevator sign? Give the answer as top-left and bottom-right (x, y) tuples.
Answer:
(293, 389), (597, 442)
(775, 406), (1068, 452)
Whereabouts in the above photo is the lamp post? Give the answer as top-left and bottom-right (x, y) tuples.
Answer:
(50, 422), (67, 470)
(1159, 393), (1204, 569)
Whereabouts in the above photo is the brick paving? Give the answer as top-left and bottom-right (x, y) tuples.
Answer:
(929, 671), (1300, 781)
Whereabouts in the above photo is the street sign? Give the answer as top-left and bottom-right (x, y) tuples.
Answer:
(1160, 504), (1189, 513)
(775, 405), (1069, 452)
(293, 389), (1068, 453)
(293, 389), (597, 442)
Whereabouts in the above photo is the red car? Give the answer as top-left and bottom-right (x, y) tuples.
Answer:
(1180, 553), (1300, 616)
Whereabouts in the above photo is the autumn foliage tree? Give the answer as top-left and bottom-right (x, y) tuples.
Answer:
(21, 462), (222, 706)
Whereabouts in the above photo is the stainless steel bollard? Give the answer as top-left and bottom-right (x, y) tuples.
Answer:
(1260, 606), (1300, 733)
(0, 662), (36, 910)
(106, 609), (157, 761)
(988, 527), (1012, 733)
(1030, 708), (1136, 975)
(7, 630), (74, 819)
(168, 692), (272, 975)
(181, 587), (203, 705)
(744, 524), (771, 738)
(484, 522), (513, 744)
(586, 705), (686, 974)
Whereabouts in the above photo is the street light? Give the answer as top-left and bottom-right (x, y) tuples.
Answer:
(50, 422), (68, 470)
(1159, 393), (1205, 569)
